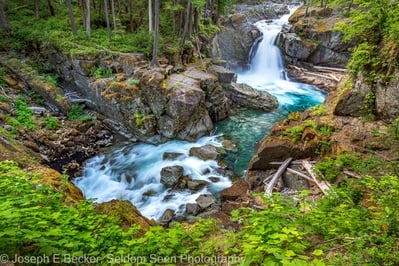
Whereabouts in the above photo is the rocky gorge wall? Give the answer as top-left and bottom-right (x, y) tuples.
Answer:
(276, 6), (354, 68)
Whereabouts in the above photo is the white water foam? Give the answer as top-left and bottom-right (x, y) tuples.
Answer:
(74, 135), (232, 220)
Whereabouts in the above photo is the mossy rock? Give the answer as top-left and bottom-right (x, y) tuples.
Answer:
(94, 200), (157, 234)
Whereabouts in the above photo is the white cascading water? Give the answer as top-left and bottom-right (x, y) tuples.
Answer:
(73, 136), (231, 220)
(74, 5), (327, 220)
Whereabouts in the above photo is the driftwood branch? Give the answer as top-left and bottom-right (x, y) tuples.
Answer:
(268, 160), (316, 166)
(286, 167), (316, 183)
(265, 157), (293, 196)
(313, 66), (347, 73)
(302, 160), (330, 195)
(343, 170), (362, 179)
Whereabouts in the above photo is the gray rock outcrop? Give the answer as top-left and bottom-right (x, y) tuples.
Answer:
(227, 83), (279, 111)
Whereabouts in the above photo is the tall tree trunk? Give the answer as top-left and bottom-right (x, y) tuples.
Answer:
(151, 0), (159, 66)
(111, 0), (117, 32)
(104, 0), (111, 41)
(148, 0), (153, 32)
(85, 0), (91, 37)
(47, 0), (55, 16)
(34, 0), (40, 19)
(66, 0), (77, 35)
(181, 0), (191, 44)
(128, 0), (134, 32)
(0, 1), (9, 33)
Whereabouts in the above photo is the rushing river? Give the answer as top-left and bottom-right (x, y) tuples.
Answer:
(74, 6), (326, 220)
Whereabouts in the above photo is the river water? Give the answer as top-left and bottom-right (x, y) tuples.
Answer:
(74, 6), (326, 220)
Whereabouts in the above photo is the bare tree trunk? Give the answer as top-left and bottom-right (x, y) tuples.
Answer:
(85, 0), (91, 37)
(181, 0), (191, 44)
(66, 0), (77, 35)
(148, 0), (153, 32)
(47, 0), (55, 16)
(151, 0), (159, 66)
(111, 0), (117, 32)
(34, 0), (40, 19)
(128, 0), (134, 32)
(0, 1), (9, 33)
(104, 0), (111, 41)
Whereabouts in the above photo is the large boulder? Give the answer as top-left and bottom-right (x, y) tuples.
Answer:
(227, 83), (278, 111)
(160, 165), (184, 188)
(189, 144), (220, 160)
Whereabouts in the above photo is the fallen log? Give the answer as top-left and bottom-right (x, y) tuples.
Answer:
(313, 66), (347, 73)
(303, 71), (339, 82)
(265, 157), (293, 196)
(302, 160), (330, 195)
(268, 160), (316, 166)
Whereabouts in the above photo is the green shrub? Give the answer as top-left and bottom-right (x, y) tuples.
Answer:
(44, 116), (59, 130)
(15, 99), (35, 131)
(67, 104), (91, 121)
(45, 74), (59, 86)
(91, 66), (113, 79)
(127, 78), (140, 86)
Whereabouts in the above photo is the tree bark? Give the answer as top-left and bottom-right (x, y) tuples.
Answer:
(85, 0), (91, 37)
(181, 0), (191, 44)
(151, 0), (159, 66)
(111, 0), (117, 32)
(104, 0), (111, 41)
(47, 0), (55, 16)
(148, 0), (153, 32)
(0, 1), (8, 33)
(128, 0), (134, 32)
(34, 0), (40, 19)
(66, 0), (77, 35)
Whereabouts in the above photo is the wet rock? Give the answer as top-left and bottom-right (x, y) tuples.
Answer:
(186, 203), (200, 216)
(221, 180), (250, 202)
(189, 144), (219, 160)
(209, 176), (221, 183)
(186, 179), (209, 191)
(29, 106), (46, 115)
(160, 165), (184, 188)
(196, 194), (216, 209)
(159, 208), (175, 226)
(228, 83), (278, 111)
(222, 139), (238, 152)
(211, 65), (237, 83)
(163, 152), (184, 160)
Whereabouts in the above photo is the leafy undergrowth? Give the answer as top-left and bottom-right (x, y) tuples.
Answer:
(1, 154), (399, 265)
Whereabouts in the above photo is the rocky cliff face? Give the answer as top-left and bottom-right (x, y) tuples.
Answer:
(335, 73), (399, 122)
(276, 6), (354, 68)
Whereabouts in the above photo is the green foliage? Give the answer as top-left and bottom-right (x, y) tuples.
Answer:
(336, 0), (399, 82)
(28, 89), (44, 104)
(44, 116), (59, 130)
(67, 104), (91, 121)
(0, 66), (6, 86)
(91, 66), (113, 79)
(283, 124), (305, 143)
(127, 78), (140, 86)
(389, 117), (399, 140)
(15, 99), (35, 131)
(131, 28), (156, 57)
(310, 104), (326, 116)
(360, 91), (376, 121)
(45, 74), (59, 86)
